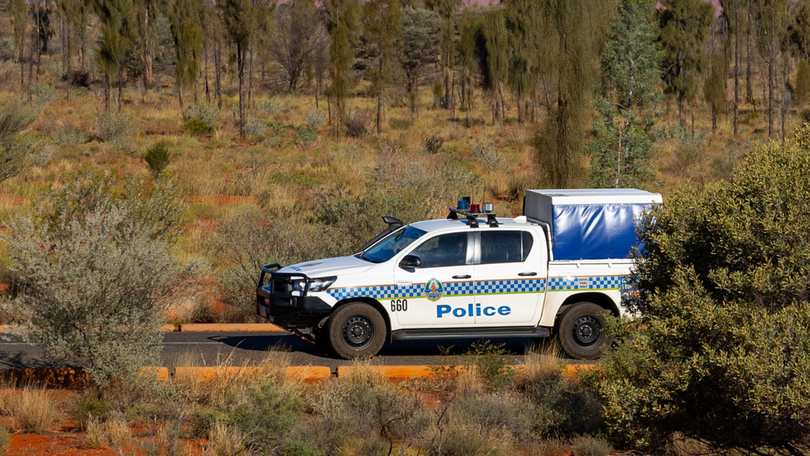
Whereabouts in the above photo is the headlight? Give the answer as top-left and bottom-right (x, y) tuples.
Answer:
(308, 276), (337, 292)
(290, 280), (306, 296)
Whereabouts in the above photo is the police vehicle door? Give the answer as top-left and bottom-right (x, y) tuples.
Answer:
(393, 232), (476, 327)
(473, 229), (547, 325)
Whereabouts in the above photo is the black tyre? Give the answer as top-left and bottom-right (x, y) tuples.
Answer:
(327, 302), (386, 359)
(557, 302), (609, 360)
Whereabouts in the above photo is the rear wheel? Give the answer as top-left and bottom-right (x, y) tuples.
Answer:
(327, 302), (386, 359)
(557, 302), (609, 360)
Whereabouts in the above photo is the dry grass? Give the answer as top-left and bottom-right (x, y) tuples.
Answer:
(0, 386), (62, 433)
(204, 421), (245, 456)
(172, 345), (295, 405)
(522, 340), (564, 384)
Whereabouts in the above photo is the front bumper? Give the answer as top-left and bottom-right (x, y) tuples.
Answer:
(256, 264), (333, 330)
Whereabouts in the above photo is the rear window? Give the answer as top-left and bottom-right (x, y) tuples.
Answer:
(480, 231), (533, 264)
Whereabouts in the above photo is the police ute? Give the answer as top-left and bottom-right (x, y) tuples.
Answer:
(256, 189), (662, 359)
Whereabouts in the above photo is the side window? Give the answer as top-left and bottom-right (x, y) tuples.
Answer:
(410, 233), (468, 268)
(480, 231), (534, 264)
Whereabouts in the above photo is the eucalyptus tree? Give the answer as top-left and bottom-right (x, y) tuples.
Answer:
(479, 7), (509, 122)
(533, 0), (614, 188)
(456, 9), (479, 120)
(323, 0), (359, 138)
(166, 0), (204, 108)
(750, 0), (793, 138)
(704, 16), (729, 133)
(361, 0), (402, 134)
(658, 0), (714, 130)
(397, 6), (440, 116)
(590, 0), (661, 188)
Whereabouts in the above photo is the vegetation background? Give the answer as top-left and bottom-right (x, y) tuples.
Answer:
(0, 0), (809, 454)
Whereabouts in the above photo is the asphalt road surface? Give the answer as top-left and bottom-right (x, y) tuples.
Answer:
(0, 330), (585, 371)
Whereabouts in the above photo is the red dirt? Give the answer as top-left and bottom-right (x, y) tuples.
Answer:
(0, 194), (29, 205)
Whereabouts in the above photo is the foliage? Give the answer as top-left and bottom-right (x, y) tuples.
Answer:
(0, 99), (45, 183)
(2, 171), (199, 388)
(182, 100), (221, 128)
(466, 341), (518, 392)
(472, 137), (505, 170)
(571, 436), (612, 456)
(594, 126), (810, 454)
(70, 394), (111, 430)
(94, 110), (138, 143)
(0, 425), (8, 455)
(144, 141), (171, 178)
(183, 118), (209, 135)
(533, 0), (613, 187)
(32, 83), (58, 106)
(398, 7), (440, 115)
(423, 134), (443, 154)
(797, 60), (810, 106)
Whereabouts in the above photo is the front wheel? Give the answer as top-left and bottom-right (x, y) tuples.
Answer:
(327, 302), (386, 359)
(557, 302), (609, 360)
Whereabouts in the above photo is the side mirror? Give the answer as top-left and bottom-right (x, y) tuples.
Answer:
(399, 255), (421, 269)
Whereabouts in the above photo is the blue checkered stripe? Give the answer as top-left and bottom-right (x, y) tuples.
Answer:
(475, 279), (546, 295)
(548, 275), (625, 291)
(327, 281), (476, 301)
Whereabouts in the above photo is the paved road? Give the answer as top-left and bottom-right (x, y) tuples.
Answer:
(0, 330), (581, 370)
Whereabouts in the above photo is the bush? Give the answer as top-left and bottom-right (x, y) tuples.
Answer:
(304, 109), (326, 129)
(256, 98), (286, 115)
(2, 171), (199, 388)
(94, 111), (137, 143)
(244, 114), (265, 137)
(144, 141), (171, 177)
(466, 341), (518, 392)
(594, 125), (810, 454)
(32, 83), (58, 106)
(70, 394), (111, 429)
(182, 100), (220, 127)
(183, 118), (209, 135)
(423, 134), (444, 154)
(472, 137), (505, 170)
(0, 425), (9, 455)
(294, 126), (318, 149)
(0, 98), (41, 182)
(571, 436), (612, 456)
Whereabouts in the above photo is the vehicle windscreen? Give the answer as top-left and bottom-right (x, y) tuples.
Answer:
(360, 226), (427, 263)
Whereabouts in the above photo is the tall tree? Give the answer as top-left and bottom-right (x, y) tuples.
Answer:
(751, 0), (793, 138)
(427, 0), (461, 118)
(504, 0), (540, 124)
(724, 0), (749, 136)
(10, 0), (29, 95)
(397, 6), (440, 116)
(324, 0), (359, 138)
(218, 0), (274, 138)
(704, 16), (729, 133)
(533, 0), (614, 188)
(270, 0), (329, 92)
(94, 0), (139, 111)
(361, 0), (402, 134)
(658, 0), (714, 131)
(590, 0), (661, 188)
(166, 0), (204, 108)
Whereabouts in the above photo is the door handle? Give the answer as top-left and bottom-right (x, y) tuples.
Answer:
(452, 275), (471, 279)
(518, 272), (537, 277)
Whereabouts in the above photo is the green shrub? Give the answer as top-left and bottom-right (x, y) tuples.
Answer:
(466, 341), (518, 392)
(595, 125), (810, 454)
(1, 171), (197, 388)
(184, 118), (209, 135)
(94, 111), (138, 143)
(32, 83), (58, 106)
(389, 118), (413, 130)
(423, 134), (443, 154)
(294, 126), (318, 149)
(244, 114), (265, 137)
(304, 109), (326, 129)
(144, 141), (171, 177)
(0, 98), (41, 183)
(182, 100), (221, 127)
(70, 394), (110, 429)
(256, 98), (286, 115)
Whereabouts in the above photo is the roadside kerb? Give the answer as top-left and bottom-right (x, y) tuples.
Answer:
(173, 323), (286, 332)
(173, 366), (331, 382)
(336, 365), (434, 380)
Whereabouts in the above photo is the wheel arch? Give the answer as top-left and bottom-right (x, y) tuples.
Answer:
(557, 292), (620, 319)
(331, 297), (392, 342)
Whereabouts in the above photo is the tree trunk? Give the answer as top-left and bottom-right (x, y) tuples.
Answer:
(238, 43), (246, 139)
(733, 14), (739, 137)
(768, 40), (774, 138)
(79, 5), (86, 70)
(204, 40), (210, 101)
(143, 3), (153, 93)
(213, 23), (222, 108)
(746, 10), (753, 105)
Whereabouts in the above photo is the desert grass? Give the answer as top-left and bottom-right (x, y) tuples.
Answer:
(0, 385), (62, 433)
(522, 339), (564, 385)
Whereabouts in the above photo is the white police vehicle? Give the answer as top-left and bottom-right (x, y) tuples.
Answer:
(256, 189), (662, 359)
